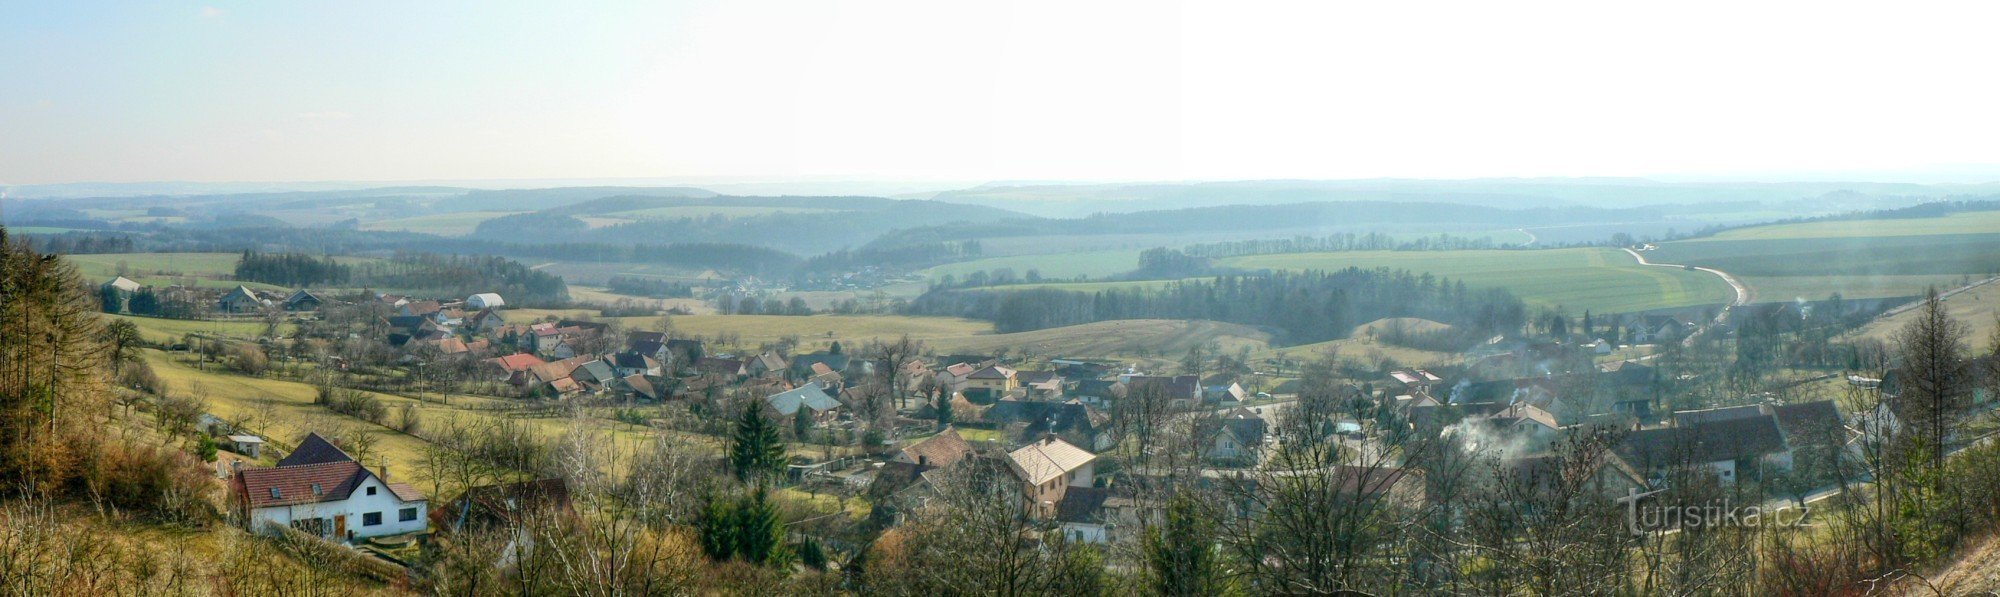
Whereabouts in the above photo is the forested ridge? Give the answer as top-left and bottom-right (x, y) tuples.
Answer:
(906, 267), (1528, 344)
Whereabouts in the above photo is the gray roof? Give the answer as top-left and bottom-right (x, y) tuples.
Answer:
(766, 383), (840, 416)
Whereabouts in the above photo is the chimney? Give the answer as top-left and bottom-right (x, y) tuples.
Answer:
(917, 455), (929, 467)
(1042, 432), (1057, 445)
(379, 458), (390, 481)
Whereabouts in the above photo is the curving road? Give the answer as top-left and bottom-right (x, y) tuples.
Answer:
(1622, 247), (1750, 345)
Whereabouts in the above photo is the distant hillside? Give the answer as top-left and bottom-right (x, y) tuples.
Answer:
(471, 195), (1029, 254)
(925, 178), (1998, 217)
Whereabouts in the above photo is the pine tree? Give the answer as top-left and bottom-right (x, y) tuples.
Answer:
(935, 392), (954, 429)
(730, 402), (785, 482)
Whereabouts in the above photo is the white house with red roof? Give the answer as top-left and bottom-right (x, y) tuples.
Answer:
(231, 433), (427, 541)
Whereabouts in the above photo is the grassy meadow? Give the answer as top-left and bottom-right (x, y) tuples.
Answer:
(1220, 247), (1733, 314)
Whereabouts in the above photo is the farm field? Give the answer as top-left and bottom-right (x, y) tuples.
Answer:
(1850, 277), (2000, 348)
(926, 319), (1271, 361)
(1649, 231), (2000, 301)
(921, 249), (1145, 283)
(1220, 247), (1733, 314)
(1697, 210), (2000, 241)
(566, 286), (715, 314)
(359, 210), (525, 236)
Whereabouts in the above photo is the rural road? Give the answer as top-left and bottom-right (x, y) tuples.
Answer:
(1622, 247), (1750, 345)
(1516, 228), (1538, 247)
(1622, 247), (1751, 310)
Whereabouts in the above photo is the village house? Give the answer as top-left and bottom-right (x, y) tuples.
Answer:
(610, 351), (662, 377)
(282, 288), (327, 311)
(1203, 407), (1270, 462)
(485, 353), (547, 383)
(1007, 435), (1097, 518)
(218, 285), (271, 313)
(747, 351), (789, 378)
(765, 382), (842, 423)
(1125, 375), (1201, 409)
(964, 365), (1020, 398)
(1017, 370), (1066, 400)
(231, 433), (427, 541)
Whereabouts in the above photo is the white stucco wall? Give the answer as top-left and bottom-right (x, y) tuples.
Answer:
(249, 475), (427, 540)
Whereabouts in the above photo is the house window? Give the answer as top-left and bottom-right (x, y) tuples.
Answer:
(363, 512), (383, 526)
(399, 507), (419, 522)
(366, 486), (377, 496)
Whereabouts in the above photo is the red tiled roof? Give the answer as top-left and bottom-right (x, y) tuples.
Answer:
(489, 353), (547, 372)
(238, 461), (367, 508)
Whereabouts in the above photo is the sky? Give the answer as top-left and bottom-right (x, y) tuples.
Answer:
(4, 1), (2000, 186)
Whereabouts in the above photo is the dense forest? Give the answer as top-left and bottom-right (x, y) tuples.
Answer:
(232, 250), (352, 287)
(906, 267), (1528, 344)
(350, 253), (570, 306)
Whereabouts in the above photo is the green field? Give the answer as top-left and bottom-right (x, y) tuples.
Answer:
(1698, 210), (2000, 241)
(108, 314), (290, 344)
(359, 210), (525, 236)
(1220, 248), (1732, 314)
(921, 249), (1144, 283)
(1650, 230), (2000, 301)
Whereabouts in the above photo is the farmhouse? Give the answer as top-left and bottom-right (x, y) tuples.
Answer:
(217, 285), (270, 313)
(231, 433), (427, 541)
(282, 288), (327, 311)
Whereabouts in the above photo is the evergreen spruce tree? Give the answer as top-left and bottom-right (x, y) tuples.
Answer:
(730, 402), (786, 482)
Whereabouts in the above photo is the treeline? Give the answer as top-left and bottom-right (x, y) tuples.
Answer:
(1133, 247), (1212, 278)
(233, 250), (351, 287)
(1183, 231), (1506, 258)
(906, 268), (1527, 344)
(605, 276), (695, 298)
(20, 232), (136, 254)
(350, 253), (570, 307)
(799, 240), (982, 274)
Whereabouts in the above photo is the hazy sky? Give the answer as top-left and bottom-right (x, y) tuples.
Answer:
(5, 1), (1999, 186)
